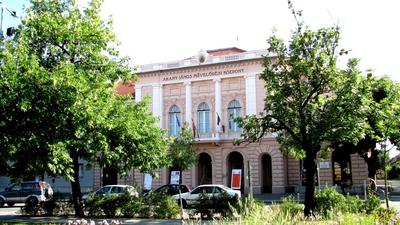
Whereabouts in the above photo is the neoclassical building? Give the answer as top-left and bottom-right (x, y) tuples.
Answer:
(93, 47), (368, 194)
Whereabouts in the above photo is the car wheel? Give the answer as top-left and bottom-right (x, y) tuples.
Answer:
(0, 198), (5, 207)
(26, 197), (38, 206)
(7, 202), (15, 207)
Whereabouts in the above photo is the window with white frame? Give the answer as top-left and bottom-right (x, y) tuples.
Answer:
(168, 105), (181, 136)
(197, 102), (210, 135)
(228, 100), (241, 132)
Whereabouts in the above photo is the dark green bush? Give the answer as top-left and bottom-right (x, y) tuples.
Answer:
(21, 202), (42, 216)
(152, 194), (180, 219)
(41, 199), (59, 216)
(84, 195), (104, 217)
(192, 191), (239, 219)
(121, 196), (143, 217)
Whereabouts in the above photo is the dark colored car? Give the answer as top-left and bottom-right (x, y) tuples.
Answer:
(0, 181), (53, 207)
(143, 184), (190, 197)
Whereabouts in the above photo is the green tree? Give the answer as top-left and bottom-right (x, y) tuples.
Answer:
(0, 0), (169, 216)
(236, 3), (366, 216)
(168, 122), (198, 179)
(167, 122), (197, 215)
(332, 75), (400, 197)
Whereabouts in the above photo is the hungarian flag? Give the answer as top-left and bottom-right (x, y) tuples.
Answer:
(192, 118), (197, 138)
(216, 112), (221, 126)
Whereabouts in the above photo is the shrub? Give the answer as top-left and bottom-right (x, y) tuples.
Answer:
(84, 195), (104, 217)
(280, 195), (302, 217)
(121, 196), (143, 217)
(21, 202), (42, 216)
(315, 187), (349, 218)
(344, 194), (363, 214)
(362, 193), (382, 214)
(41, 199), (59, 216)
(153, 194), (180, 219)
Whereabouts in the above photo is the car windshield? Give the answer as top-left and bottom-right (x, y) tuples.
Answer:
(96, 186), (111, 194)
(111, 186), (124, 194)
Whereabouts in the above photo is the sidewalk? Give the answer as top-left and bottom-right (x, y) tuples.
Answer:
(0, 216), (212, 225)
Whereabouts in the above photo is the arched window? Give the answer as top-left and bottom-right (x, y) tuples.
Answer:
(228, 100), (241, 132)
(168, 105), (181, 136)
(197, 102), (210, 135)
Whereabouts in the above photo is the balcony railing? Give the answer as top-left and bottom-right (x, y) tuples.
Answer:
(137, 49), (268, 73)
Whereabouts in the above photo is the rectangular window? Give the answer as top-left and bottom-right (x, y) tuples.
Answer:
(79, 163), (84, 178)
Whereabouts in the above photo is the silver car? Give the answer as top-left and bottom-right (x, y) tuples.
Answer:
(82, 185), (138, 200)
(172, 184), (241, 208)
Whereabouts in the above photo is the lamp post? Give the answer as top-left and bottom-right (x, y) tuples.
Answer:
(0, 0), (19, 39)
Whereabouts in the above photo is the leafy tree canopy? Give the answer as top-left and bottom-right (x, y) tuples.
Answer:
(236, 2), (367, 216)
(168, 123), (197, 171)
(0, 0), (169, 215)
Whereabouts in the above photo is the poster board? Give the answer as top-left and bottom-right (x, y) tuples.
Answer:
(231, 169), (242, 190)
(143, 173), (152, 190)
(170, 171), (180, 184)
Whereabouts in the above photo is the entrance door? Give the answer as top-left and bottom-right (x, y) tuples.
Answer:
(102, 166), (118, 186)
(227, 151), (244, 193)
(261, 154), (272, 193)
(197, 153), (212, 185)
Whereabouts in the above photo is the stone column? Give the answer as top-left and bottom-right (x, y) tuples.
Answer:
(245, 74), (257, 115)
(152, 84), (163, 127)
(184, 81), (192, 124)
(135, 84), (142, 102)
(214, 78), (222, 139)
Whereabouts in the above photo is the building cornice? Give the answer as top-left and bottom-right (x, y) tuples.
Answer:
(137, 49), (268, 75)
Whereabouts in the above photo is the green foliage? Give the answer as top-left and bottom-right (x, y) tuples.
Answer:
(152, 194), (180, 219)
(235, 195), (258, 217)
(235, 1), (367, 216)
(344, 194), (363, 214)
(315, 187), (347, 218)
(168, 123), (198, 171)
(0, 0), (169, 215)
(363, 193), (382, 214)
(280, 195), (303, 217)
(84, 192), (179, 219)
(191, 191), (239, 219)
(121, 196), (143, 217)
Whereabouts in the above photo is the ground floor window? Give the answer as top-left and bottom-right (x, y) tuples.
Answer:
(332, 151), (352, 187)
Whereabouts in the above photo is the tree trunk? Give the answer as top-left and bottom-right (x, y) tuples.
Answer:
(303, 151), (317, 217)
(71, 151), (84, 217)
(366, 149), (378, 180)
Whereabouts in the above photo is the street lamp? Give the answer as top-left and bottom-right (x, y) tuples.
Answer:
(0, 0), (19, 39)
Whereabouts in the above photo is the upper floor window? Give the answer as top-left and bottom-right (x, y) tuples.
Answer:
(168, 105), (181, 136)
(197, 102), (210, 135)
(228, 100), (241, 132)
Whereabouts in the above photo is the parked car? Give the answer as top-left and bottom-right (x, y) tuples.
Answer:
(0, 181), (53, 207)
(82, 185), (138, 200)
(143, 184), (190, 197)
(172, 184), (241, 208)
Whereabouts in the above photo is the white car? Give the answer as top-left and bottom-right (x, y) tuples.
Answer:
(172, 184), (241, 208)
(82, 185), (138, 200)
